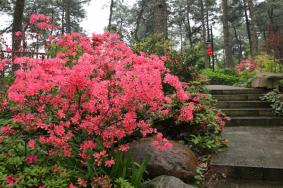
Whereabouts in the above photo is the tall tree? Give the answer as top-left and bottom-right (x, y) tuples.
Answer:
(12, 0), (25, 52)
(199, 0), (208, 68)
(243, 0), (254, 56)
(12, 0), (25, 72)
(153, 0), (167, 37)
(134, 0), (146, 40)
(108, 0), (114, 32)
(64, 0), (71, 33)
(185, 0), (193, 47)
(222, 0), (233, 67)
(247, 0), (258, 55)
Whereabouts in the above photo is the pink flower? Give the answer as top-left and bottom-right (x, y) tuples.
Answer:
(105, 159), (115, 167)
(178, 102), (194, 121)
(54, 125), (65, 136)
(192, 96), (199, 102)
(77, 178), (87, 187)
(118, 144), (129, 152)
(6, 176), (17, 184)
(153, 133), (173, 151)
(68, 183), (77, 188)
(27, 139), (36, 149)
(0, 125), (15, 135)
(6, 47), (11, 52)
(15, 31), (22, 37)
(25, 155), (38, 164)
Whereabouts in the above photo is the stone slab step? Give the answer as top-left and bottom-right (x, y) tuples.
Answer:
(211, 126), (283, 181)
(210, 89), (266, 95)
(222, 108), (274, 117)
(214, 179), (283, 188)
(213, 94), (263, 101)
(217, 101), (270, 108)
(227, 117), (283, 126)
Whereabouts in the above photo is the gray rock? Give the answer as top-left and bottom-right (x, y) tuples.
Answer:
(251, 72), (283, 89)
(146, 175), (195, 188)
(129, 137), (197, 182)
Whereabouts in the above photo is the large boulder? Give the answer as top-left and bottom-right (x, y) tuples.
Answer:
(145, 175), (196, 188)
(128, 137), (198, 182)
(251, 72), (283, 89)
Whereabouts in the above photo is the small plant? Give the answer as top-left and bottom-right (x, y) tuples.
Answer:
(260, 89), (283, 116)
(194, 156), (210, 187)
(190, 135), (224, 154)
(115, 178), (135, 188)
(110, 151), (149, 188)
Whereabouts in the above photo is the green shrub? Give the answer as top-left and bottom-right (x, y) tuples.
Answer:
(132, 34), (201, 82)
(200, 69), (240, 85)
(255, 53), (283, 73)
(238, 70), (256, 87)
(132, 34), (172, 56)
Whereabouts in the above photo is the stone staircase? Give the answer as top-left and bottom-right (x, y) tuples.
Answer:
(210, 86), (283, 127)
(207, 85), (283, 187)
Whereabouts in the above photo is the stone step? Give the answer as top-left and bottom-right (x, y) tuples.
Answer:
(217, 101), (270, 108)
(214, 179), (283, 188)
(213, 94), (263, 101)
(227, 117), (283, 126)
(222, 108), (274, 117)
(210, 89), (266, 95)
(211, 126), (283, 182)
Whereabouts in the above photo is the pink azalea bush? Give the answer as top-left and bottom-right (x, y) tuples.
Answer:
(236, 58), (256, 72)
(2, 31), (198, 186)
(0, 14), (229, 187)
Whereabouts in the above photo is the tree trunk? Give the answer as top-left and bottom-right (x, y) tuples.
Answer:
(179, 23), (183, 53)
(108, 0), (114, 32)
(185, 0), (193, 47)
(243, 0), (253, 56)
(222, 0), (233, 67)
(232, 25), (242, 62)
(61, 6), (65, 34)
(153, 0), (167, 38)
(65, 0), (71, 33)
(199, 0), (209, 68)
(12, 0), (25, 72)
(247, 0), (258, 55)
(134, 0), (146, 40)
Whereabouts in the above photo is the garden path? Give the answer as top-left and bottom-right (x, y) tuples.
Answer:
(207, 85), (283, 188)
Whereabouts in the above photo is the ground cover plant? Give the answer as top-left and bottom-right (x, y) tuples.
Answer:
(260, 89), (283, 116)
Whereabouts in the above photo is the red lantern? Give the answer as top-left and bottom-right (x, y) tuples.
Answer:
(207, 47), (213, 57)
(207, 42), (213, 57)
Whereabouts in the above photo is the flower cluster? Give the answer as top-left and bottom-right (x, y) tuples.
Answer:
(30, 14), (54, 30)
(236, 58), (256, 72)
